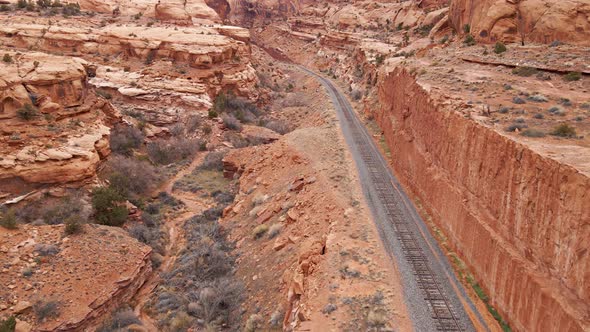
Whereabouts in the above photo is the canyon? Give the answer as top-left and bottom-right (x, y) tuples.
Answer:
(0, 0), (589, 331)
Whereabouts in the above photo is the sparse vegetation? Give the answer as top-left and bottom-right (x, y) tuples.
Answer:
(107, 155), (160, 199)
(222, 114), (243, 131)
(16, 103), (39, 121)
(109, 125), (144, 156)
(34, 300), (61, 321)
(512, 66), (538, 77)
(520, 129), (546, 138)
(264, 119), (292, 134)
(200, 151), (226, 171)
(563, 72), (582, 82)
(505, 123), (528, 132)
(551, 124), (577, 138)
(97, 307), (141, 332)
(147, 138), (198, 165)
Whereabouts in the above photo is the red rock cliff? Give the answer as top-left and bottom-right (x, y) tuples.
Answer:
(373, 67), (590, 332)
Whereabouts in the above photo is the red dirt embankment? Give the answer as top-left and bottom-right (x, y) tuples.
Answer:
(372, 67), (590, 332)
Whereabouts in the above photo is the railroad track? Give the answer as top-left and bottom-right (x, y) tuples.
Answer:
(300, 66), (488, 331)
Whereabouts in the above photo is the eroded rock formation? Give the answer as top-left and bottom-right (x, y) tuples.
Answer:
(0, 52), (118, 189)
(449, 0), (590, 46)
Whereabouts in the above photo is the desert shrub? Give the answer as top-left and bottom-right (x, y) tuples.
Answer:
(17, 0), (27, 8)
(40, 197), (86, 225)
(147, 138), (197, 165)
(34, 300), (60, 321)
(0, 209), (18, 229)
(463, 34), (476, 46)
(268, 223), (282, 239)
(0, 4), (11, 11)
(64, 216), (83, 235)
(512, 97), (526, 105)
(186, 115), (201, 132)
(351, 89), (363, 101)
(207, 109), (218, 119)
(107, 155), (160, 198)
(92, 187), (128, 227)
(109, 125), (143, 156)
(533, 113), (544, 119)
(520, 129), (546, 138)
(0, 316), (16, 332)
(548, 106), (566, 116)
(505, 124), (528, 132)
(281, 92), (309, 107)
(34, 244), (59, 256)
(61, 2), (80, 15)
(199, 151), (226, 171)
(222, 114), (242, 131)
(528, 94), (547, 102)
(17, 103), (38, 120)
(498, 107), (509, 114)
(559, 98), (572, 107)
(169, 312), (192, 331)
(253, 224), (269, 239)
(374, 54), (385, 66)
(224, 132), (248, 148)
(551, 124), (577, 138)
(189, 278), (243, 325)
(2, 53), (12, 63)
(36, 0), (50, 8)
(95, 89), (112, 99)
(514, 117), (526, 124)
(564, 72), (582, 82)
(128, 224), (164, 254)
(97, 307), (141, 332)
(245, 314), (264, 332)
(494, 42), (506, 54)
(264, 120), (291, 135)
(145, 49), (156, 65)
(512, 66), (538, 77)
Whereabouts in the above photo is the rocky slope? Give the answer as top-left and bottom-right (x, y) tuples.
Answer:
(0, 52), (117, 197)
(0, 224), (151, 331)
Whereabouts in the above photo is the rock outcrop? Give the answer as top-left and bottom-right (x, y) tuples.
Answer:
(373, 67), (590, 332)
(73, 0), (222, 22)
(449, 0), (590, 46)
(0, 224), (152, 331)
(0, 52), (118, 190)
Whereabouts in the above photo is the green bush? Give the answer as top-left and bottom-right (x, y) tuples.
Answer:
(463, 24), (471, 34)
(463, 34), (476, 46)
(551, 124), (577, 138)
(17, 0), (27, 8)
(16, 103), (38, 121)
(64, 217), (83, 235)
(0, 209), (18, 229)
(0, 316), (16, 332)
(494, 42), (507, 54)
(0, 4), (11, 11)
(92, 187), (128, 227)
(563, 72), (582, 82)
(512, 66), (538, 77)
(2, 54), (12, 63)
(208, 109), (218, 119)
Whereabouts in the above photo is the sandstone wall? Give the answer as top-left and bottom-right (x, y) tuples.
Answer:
(373, 67), (590, 332)
(449, 0), (590, 46)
